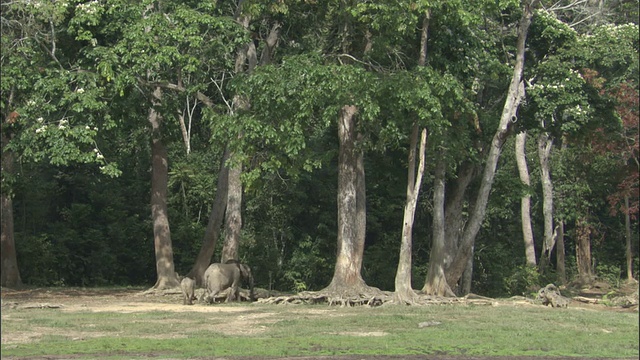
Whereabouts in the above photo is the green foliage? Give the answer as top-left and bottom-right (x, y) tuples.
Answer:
(595, 263), (623, 287)
(2, 0), (637, 296)
(504, 264), (542, 296)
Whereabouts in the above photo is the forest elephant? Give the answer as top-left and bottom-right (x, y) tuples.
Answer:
(180, 276), (197, 305)
(203, 261), (255, 303)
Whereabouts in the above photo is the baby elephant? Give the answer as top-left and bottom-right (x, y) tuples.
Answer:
(180, 277), (197, 305)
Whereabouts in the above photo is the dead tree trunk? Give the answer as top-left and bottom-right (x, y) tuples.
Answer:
(394, 126), (428, 303)
(515, 131), (537, 266)
(149, 87), (179, 289)
(445, 0), (539, 288)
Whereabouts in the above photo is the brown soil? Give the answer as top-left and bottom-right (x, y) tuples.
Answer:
(1, 287), (637, 360)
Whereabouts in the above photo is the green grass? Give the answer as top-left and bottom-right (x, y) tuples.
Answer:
(2, 302), (638, 359)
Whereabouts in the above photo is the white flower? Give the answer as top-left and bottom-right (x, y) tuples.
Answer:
(76, 88), (85, 94)
(96, 153), (104, 160)
(37, 117), (44, 123)
(35, 126), (46, 134)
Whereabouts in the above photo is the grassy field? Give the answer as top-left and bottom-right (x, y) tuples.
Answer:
(0, 288), (638, 359)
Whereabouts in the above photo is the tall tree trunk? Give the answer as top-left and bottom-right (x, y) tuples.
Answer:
(446, 0), (539, 288)
(575, 216), (593, 284)
(443, 162), (476, 267)
(394, 126), (428, 303)
(187, 147), (230, 285)
(1, 110), (22, 287)
(556, 138), (567, 284)
(556, 220), (566, 285)
(149, 87), (179, 289)
(516, 131), (537, 266)
(395, 10), (431, 303)
(221, 8), (253, 263)
(537, 132), (555, 273)
(624, 195), (635, 281)
(222, 159), (242, 263)
(423, 159), (456, 296)
(324, 105), (369, 293)
(460, 245), (474, 295)
(355, 133), (366, 272)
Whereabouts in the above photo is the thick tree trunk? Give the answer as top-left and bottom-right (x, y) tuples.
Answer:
(537, 132), (555, 273)
(445, 0), (538, 288)
(1, 126), (22, 288)
(423, 159), (456, 296)
(222, 160), (242, 263)
(187, 148), (230, 285)
(324, 105), (369, 293)
(394, 125), (427, 303)
(515, 131), (537, 266)
(460, 245), (474, 295)
(556, 220), (566, 285)
(149, 88), (179, 289)
(575, 217), (593, 284)
(0, 192), (20, 288)
(443, 162), (476, 267)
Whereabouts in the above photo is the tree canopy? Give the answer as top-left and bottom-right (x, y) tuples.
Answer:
(2, 0), (638, 296)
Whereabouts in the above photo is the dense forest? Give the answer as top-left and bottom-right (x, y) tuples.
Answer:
(1, 0), (638, 300)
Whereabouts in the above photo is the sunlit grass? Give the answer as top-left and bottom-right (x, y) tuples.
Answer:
(2, 302), (638, 358)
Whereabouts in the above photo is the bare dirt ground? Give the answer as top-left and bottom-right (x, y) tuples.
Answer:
(1, 286), (637, 360)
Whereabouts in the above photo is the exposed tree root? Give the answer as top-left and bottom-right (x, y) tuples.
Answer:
(257, 288), (497, 307)
(138, 284), (496, 307)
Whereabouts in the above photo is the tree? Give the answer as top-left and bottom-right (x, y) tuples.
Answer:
(394, 126), (428, 303)
(71, 0), (246, 288)
(1, 0), (117, 287)
(515, 131), (537, 266)
(444, 0), (540, 290)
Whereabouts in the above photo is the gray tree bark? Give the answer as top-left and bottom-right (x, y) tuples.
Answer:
(423, 159), (456, 296)
(445, 0), (539, 288)
(537, 132), (555, 273)
(624, 195), (635, 281)
(325, 105), (369, 292)
(394, 126), (428, 302)
(515, 131), (537, 266)
(222, 158), (243, 263)
(556, 220), (567, 285)
(187, 148), (230, 285)
(576, 217), (594, 284)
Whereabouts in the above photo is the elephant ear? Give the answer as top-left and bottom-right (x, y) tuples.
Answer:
(240, 264), (252, 278)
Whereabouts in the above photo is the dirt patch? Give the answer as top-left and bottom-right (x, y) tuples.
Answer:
(1, 287), (637, 360)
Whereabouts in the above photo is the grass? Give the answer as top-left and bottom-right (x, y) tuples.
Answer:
(1, 300), (638, 359)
